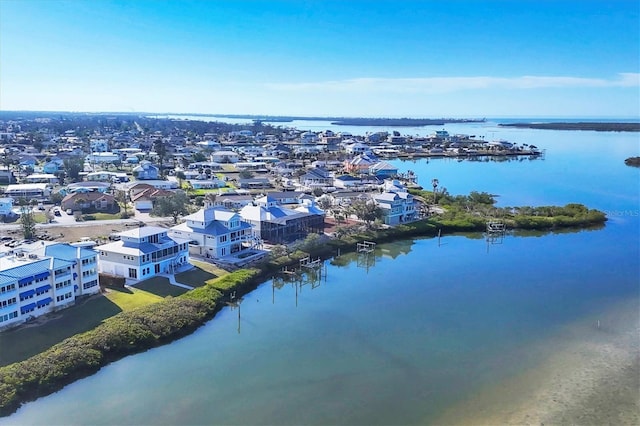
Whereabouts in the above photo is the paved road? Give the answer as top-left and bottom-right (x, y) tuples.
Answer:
(0, 215), (173, 232)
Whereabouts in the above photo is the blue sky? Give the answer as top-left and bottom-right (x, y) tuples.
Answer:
(1, 0), (638, 117)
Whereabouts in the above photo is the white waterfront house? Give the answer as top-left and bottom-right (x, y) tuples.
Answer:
(371, 184), (417, 225)
(0, 242), (99, 330)
(170, 207), (254, 259)
(96, 226), (190, 284)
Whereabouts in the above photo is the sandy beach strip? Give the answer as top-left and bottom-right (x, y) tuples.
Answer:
(435, 297), (640, 425)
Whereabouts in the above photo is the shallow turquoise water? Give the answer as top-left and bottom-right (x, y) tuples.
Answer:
(2, 123), (638, 425)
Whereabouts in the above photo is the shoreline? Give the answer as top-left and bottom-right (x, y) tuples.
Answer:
(499, 122), (640, 132)
(434, 297), (640, 425)
(0, 212), (611, 417)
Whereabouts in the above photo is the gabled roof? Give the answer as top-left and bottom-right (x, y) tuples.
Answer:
(62, 192), (115, 203)
(117, 225), (168, 239)
(130, 187), (174, 202)
(370, 161), (398, 172)
(183, 207), (238, 223)
(172, 219), (252, 237)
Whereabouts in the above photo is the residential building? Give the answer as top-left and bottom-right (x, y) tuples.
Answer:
(237, 178), (272, 189)
(64, 181), (111, 195)
(60, 192), (117, 213)
(170, 207), (254, 259)
(210, 150), (240, 163)
(96, 226), (190, 284)
(369, 160), (398, 178)
(129, 186), (174, 210)
(3, 183), (51, 199)
(85, 152), (120, 165)
(371, 186), (417, 225)
(343, 154), (378, 174)
(85, 171), (129, 183)
(212, 193), (254, 210)
(0, 167), (15, 184)
(0, 242), (99, 330)
(132, 160), (160, 180)
(299, 167), (333, 189)
(239, 195), (325, 243)
(23, 173), (60, 185)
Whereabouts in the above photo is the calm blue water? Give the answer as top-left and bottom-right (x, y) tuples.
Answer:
(2, 122), (639, 425)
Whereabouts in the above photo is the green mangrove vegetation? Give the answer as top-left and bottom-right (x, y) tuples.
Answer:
(0, 191), (608, 417)
(408, 189), (607, 232)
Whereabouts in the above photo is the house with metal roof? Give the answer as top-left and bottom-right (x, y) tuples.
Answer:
(170, 207), (255, 259)
(95, 226), (190, 284)
(371, 187), (417, 226)
(239, 195), (325, 243)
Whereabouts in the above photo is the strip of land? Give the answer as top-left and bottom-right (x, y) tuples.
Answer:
(499, 122), (640, 132)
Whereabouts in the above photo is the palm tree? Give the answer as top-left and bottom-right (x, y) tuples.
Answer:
(204, 192), (217, 208)
(431, 178), (439, 204)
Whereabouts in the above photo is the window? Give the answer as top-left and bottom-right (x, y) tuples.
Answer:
(220, 235), (228, 243)
(18, 280), (33, 288)
(55, 280), (72, 290)
(0, 297), (16, 308)
(0, 311), (18, 323)
(128, 268), (137, 279)
(0, 283), (16, 294)
(83, 280), (98, 290)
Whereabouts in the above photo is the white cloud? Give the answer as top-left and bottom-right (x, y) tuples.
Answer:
(266, 73), (640, 93)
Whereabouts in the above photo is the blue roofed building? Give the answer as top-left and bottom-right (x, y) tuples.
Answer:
(371, 182), (418, 226)
(239, 194), (325, 243)
(0, 242), (99, 330)
(170, 206), (255, 259)
(95, 226), (190, 284)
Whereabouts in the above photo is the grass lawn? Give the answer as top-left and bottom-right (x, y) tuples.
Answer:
(133, 276), (188, 297)
(0, 264), (228, 367)
(103, 287), (163, 311)
(86, 212), (123, 220)
(0, 294), (122, 367)
(177, 261), (228, 288)
(33, 212), (48, 223)
(175, 268), (216, 288)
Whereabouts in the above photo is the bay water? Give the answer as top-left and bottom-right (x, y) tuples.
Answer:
(2, 121), (638, 424)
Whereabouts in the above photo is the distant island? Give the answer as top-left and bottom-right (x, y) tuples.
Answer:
(330, 118), (486, 126)
(172, 114), (486, 127)
(624, 157), (640, 167)
(499, 122), (640, 132)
